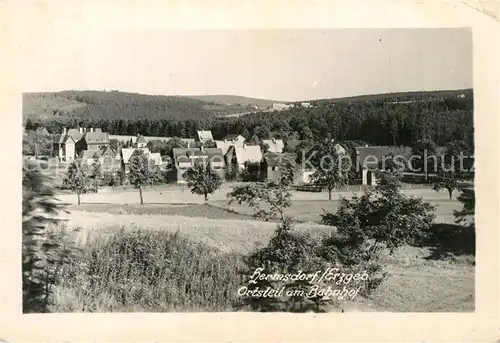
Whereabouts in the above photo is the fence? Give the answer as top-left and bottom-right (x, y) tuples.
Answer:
(292, 183), (435, 193)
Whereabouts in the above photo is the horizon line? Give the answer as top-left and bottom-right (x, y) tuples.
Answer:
(23, 87), (474, 103)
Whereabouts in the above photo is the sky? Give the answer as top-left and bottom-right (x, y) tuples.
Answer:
(21, 28), (472, 102)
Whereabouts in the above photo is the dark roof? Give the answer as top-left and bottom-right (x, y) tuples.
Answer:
(100, 146), (117, 157)
(66, 129), (84, 142)
(84, 131), (110, 144)
(53, 134), (64, 144)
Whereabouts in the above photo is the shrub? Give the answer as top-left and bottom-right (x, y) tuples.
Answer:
(238, 218), (332, 312)
(57, 228), (245, 312)
(238, 218), (381, 312)
(318, 169), (437, 299)
(322, 170), (436, 254)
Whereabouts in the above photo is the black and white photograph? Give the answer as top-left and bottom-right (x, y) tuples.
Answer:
(20, 27), (478, 314)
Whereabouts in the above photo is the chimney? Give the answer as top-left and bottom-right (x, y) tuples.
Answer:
(79, 127), (83, 133)
(63, 127), (67, 135)
(90, 127), (93, 132)
(200, 145), (204, 152)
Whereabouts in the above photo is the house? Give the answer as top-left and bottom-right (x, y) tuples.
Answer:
(79, 146), (121, 173)
(196, 130), (214, 143)
(149, 152), (164, 168)
(354, 146), (412, 186)
(76, 129), (110, 155)
(53, 134), (76, 162)
(262, 138), (284, 154)
(222, 134), (246, 144)
(120, 147), (151, 174)
(53, 127), (84, 162)
(136, 135), (147, 149)
(225, 144), (263, 171)
(300, 102), (312, 108)
(170, 147), (225, 183)
(262, 152), (295, 181)
(215, 134), (248, 156)
(215, 140), (234, 155)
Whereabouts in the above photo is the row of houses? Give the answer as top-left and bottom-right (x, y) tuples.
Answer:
(52, 127), (473, 186)
(52, 127), (291, 184)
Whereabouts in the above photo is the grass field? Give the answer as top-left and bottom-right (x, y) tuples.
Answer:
(48, 183), (474, 312)
(59, 184), (463, 224)
(53, 207), (474, 312)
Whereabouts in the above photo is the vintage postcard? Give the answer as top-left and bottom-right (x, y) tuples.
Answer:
(1, 0), (498, 342)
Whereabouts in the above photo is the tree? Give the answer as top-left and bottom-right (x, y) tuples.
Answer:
(227, 157), (295, 221)
(183, 161), (223, 202)
(164, 137), (189, 155)
(109, 139), (119, 152)
(293, 140), (314, 164)
(254, 125), (271, 139)
(64, 161), (88, 205)
(260, 142), (270, 154)
(433, 163), (461, 199)
(89, 153), (102, 193)
(321, 169), (436, 255)
(128, 149), (154, 205)
(308, 141), (352, 200)
(411, 138), (437, 180)
(250, 134), (260, 145)
(23, 161), (78, 312)
(445, 140), (470, 161)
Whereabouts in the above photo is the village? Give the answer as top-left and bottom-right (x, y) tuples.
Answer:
(19, 25), (479, 317)
(26, 124), (474, 192)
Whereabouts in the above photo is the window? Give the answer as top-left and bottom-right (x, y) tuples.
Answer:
(272, 166), (276, 171)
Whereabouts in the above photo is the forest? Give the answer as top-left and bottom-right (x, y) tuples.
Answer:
(24, 89), (474, 147)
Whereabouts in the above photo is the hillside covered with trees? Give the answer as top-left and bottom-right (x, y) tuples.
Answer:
(24, 89), (473, 147)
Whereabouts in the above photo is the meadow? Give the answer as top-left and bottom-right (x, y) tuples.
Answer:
(47, 184), (475, 313)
